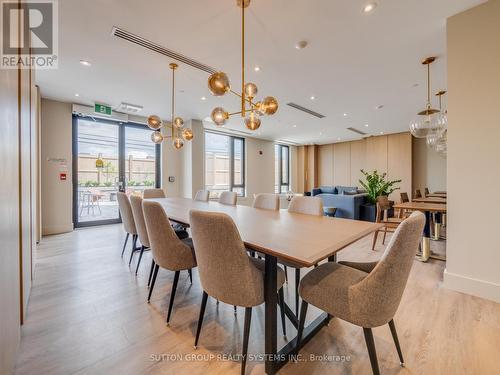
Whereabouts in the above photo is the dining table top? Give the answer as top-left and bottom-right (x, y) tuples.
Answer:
(412, 197), (447, 204)
(393, 201), (447, 213)
(149, 197), (382, 268)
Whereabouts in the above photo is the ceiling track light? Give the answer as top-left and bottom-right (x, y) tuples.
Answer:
(147, 63), (194, 149)
(208, 0), (278, 131)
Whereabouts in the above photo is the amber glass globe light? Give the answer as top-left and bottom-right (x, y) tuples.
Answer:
(261, 96), (279, 115)
(245, 111), (261, 130)
(151, 131), (163, 144)
(211, 107), (228, 126)
(244, 82), (258, 99)
(173, 117), (184, 129)
(147, 115), (162, 130)
(173, 137), (184, 149)
(208, 72), (230, 96)
(182, 128), (193, 141)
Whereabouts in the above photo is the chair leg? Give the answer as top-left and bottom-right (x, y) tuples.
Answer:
(371, 230), (379, 251)
(278, 287), (287, 339)
(234, 305), (237, 315)
(241, 307), (252, 375)
(382, 227), (387, 245)
(388, 320), (405, 366)
(121, 233), (129, 257)
(147, 259), (155, 288)
(129, 235), (138, 266)
(194, 291), (209, 349)
(147, 264), (159, 302)
(294, 300), (309, 356)
(166, 270), (180, 325)
(295, 268), (300, 317)
(188, 268), (193, 284)
(135, 246), (145, 275)
(363, 328), (381, 375)
(284, 266), (288, 283)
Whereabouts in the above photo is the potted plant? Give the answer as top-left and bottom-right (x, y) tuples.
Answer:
(359, 169), (401, 222)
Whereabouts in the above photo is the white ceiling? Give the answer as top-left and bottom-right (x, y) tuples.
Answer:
(37, 0), (485, 145)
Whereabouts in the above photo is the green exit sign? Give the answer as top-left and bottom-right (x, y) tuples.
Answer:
(95, 103), (112, 116)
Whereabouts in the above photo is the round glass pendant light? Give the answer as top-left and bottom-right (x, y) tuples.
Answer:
(245, 111), (261, 130)
(211, 107), (228, 126)
(173, 117), (184, 129)
(173, 137), (184, 149)
(208, 72), (231, 96)
(182, 128), (193, 141)
(147, 115), (162, 130)
(244, 82), (258, 99)
(151, 131), (164, 144)
(261, 96), (279, 115)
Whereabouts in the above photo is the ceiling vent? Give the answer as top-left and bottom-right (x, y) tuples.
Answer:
(347, 127), (367, 136)
(116, 102), (143, 114)
(286, 103), (325, 119)
(111, 27), (217, 74)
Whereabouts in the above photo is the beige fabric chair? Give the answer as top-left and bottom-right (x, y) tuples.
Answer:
(189, 210), (287, 374)
(296, 212), (425, 375)
(286, 195), (324, 315)
(372, 196), (403, 250)
(130, 195), (151, 275)
(117, 192), (139, 258)
(143, 188), (166, 199)
(194, 190), (209, 202)
(253, 193), (279, 211)
(142, 200), (197, 325)
(219, 191), (237, 206)
(288, 196), (324, 216)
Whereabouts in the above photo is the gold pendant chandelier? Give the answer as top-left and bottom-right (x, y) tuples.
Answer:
(208, 0), (278, 130)
(147, 63), (194, 149)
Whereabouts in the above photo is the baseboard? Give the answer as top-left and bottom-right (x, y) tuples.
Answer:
(42, 223), (74, 236)
(443, 269), (500, 303)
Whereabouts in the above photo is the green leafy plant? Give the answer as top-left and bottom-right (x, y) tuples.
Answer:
(359, 169), (401, 204)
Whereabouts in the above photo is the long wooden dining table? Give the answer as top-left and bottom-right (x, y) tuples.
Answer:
(151, 197), (382, 374)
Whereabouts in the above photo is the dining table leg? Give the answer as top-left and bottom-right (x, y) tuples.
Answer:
(418, 211), (431, 262)
(264, 254), (278, 374)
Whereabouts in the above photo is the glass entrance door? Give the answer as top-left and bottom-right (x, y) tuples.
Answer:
(73, 117), (160, 227)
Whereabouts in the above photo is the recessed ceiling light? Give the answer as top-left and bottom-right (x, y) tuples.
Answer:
(363, 2), (377, 13)
(254, 66), (261, 72)
(365, 124), (369, 127)
(343, 113), (348, 117)
(75, 93), (80, 97)
(293, 125), (297, 128)
(375, 105), (384, 110)
(310, 96), (315, 100)
(201, 96), (206, 101)
(79, 60), (91, 67)
(412, 83), (419, 88)
(380, 131), (384, 135)
(337, 137), (341, 141)
(295, 40), (308, 50)
(319, 132), (323, 135)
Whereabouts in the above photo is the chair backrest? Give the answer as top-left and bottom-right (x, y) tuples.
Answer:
(414, 189), (422, 198)
(288, 196), (323, 216)
(400, 192), (409, 203)
(253, 193), (279, 211)
(424, 187), (430, 196)
(219, 191), (237, 206)
(350, 211), (425, 327)
(194, 190), (209, 202)
(375, 196), (391, 223)
(129, 195), (149, 248)
(117, 192), (137, 235)
(143, 188), (166, 199)
(189, 210), (265, 307)
(142, 201), (196, 271)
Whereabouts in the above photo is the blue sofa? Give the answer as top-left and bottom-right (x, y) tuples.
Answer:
(311, 186), (368, 220)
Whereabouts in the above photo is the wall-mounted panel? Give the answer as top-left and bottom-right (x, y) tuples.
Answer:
(366, 135), (388, 174)
(333, 142), (351, 186)
(350, 139), (366, 187)
(318, 144), (334, 186)
(388, 133), (412, 201)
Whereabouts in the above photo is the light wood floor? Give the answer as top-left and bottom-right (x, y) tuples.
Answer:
(15, 224), (500, 375)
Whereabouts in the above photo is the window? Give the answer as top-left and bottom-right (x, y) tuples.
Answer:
(205, 132), (245, 199)
(275, 144), (290, 193)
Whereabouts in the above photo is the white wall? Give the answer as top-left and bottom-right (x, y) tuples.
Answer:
(41, 99), (73, 235)
(179, 120), (204, 199)
(445, 0), (500, 302)
(412, 137), (447, 193)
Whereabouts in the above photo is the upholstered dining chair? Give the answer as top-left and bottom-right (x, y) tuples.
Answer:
(117, 192), (139, 258)
(252, 193), (279, 211)
(142, 201), (197, 325)
(295, 212), (425, 375)
(143, 188), (166, 199)
(372, 196), (403, 250)
(286, 196), (324, 316)
(414, 189), (422, 199)
(219, 191), (237, 206)
(424, 187), (430, 197)
(398, 192), (410, 218)
(194, 190), (210, 202)
(189, 210), (287, 375)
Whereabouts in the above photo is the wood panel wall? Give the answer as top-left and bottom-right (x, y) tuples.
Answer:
(316, 133), (412, 200)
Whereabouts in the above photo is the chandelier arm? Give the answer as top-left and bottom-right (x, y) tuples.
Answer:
(228, 110), (243, 117)
(229, 89), (257, 106)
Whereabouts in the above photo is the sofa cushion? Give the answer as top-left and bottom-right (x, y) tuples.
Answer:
(319, 186), (336, 194)
(335, 186), (357, 195)
(343, 190), (358, 195)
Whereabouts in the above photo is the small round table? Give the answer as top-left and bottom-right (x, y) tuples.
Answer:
(324, 207), (337, 217)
